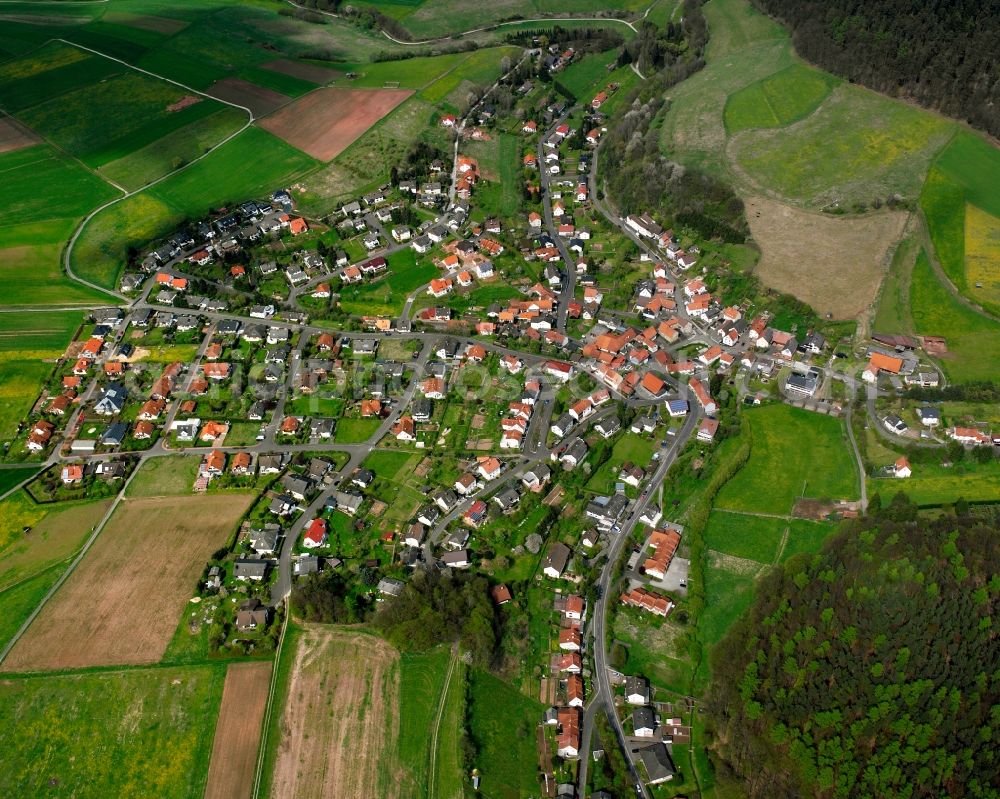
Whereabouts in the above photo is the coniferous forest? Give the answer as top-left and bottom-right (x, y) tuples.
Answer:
(708, 496), (1000, 799)
(751, 0), (1000, 138)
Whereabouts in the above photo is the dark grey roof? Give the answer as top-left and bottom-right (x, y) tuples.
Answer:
(635, 742), (675, 783)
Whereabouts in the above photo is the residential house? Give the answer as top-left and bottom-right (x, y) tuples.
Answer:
(543, 542), (571, 579)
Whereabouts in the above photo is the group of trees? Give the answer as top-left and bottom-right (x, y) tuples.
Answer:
(602, 91), (749, 243)
(392, 141), (449, 185)
(708, 496), (1000, 798)
(595, 1), (752, 243)
(752, 0), (1000, 138)
(291, 571), (371, 624)
(905, 381), (1000, 404)
(373, 569), (500, 666)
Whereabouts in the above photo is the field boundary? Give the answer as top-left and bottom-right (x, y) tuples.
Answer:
(251, 609), (288, 799)
(283, 0), (648, 46)
(426, 643), (459, 798)
(0, 463), (141, 665)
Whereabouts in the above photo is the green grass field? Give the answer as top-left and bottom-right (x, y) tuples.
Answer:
(714, 404), (858, 514)
(0, 664), (225, 798)
(873, 236), (918, 334)
(99, 107), (248, 191)
(334, 417), (382, 444)
(362, 450), (419, 479)
(397, 647), (452, 793)
(418, 47), (519, 104)
(585, 432), (656, 495)
(731, 85), (954, 207)
(909, 249), (1000, 383)
(920, 131), (1000, 314)
(613, 612), (691, 692)
(556, 48), (619, 100)
(431, 657), (467, 798)
(72, 127), (317, 289)
(0, 309), (82, 354)
(0, 562), (62, 652)
(332, 51), (467, 90)
(148, 125), (317, 214)
(0, 467), (37, 498)
(704, 510), (831, 564)
(0, 491), (111, 650)
(447, 283), (521, 314)
(868, 461), (1000, 508)
(723, 63), (837, 132)
(19, 71), (224, 167)
(0, 42), (124, 113)
(340, 259), (438, 316)
(933, 130), (1000, 218)
(0, 145), (120, 227)
(468, 669), (544, 799)
(0, 220), (114, 307)
(125, 456), (200, 497)
(699, 562), (755, 666)
(0, 491), (110, 587)
(0, 360), (51, 443)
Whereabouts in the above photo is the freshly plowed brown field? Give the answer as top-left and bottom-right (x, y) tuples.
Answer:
(747, 195), (908, 319)
(270, 627), (402, 799)
(0, 116), (39, 154)
(259, 87), (411, 161)
(204, 661), (273, 799)
(1, 493), (254, 672)
(208, 78), (291, 117)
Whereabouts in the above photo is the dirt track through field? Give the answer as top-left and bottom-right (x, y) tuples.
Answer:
(207, 78), (291, 117)
(1, 493), (254, 672)
(746, 195), (908, 319)
(204, 661), (273, 799)
(271, 627), (402, 799)
(0, 117), (39, 154)
(259, 87), (412, 161)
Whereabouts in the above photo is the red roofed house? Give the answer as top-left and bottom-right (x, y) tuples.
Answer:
(557, 707), (581, 758)
(559, 626), (582, 651)
(202, 362), (232, 381)
(303, 518), (328, 548)
(61, 464), (84, 484)
(392, 416), (415, 441)
(640, 371), (666, 396)
(689, 377), (717, 415)
(288, 217), (308, 235)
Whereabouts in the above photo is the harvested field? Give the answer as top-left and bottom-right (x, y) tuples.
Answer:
(263, 58), (341, 85)
(2, 493), (254, 672)
(208, 78), (290, 117)
(0, 117), (39, 154)
(204, 661), (273, 799)
(746, 195), (908, 319)
(271, 627), (402, 799)
(260, 87), (412, 161)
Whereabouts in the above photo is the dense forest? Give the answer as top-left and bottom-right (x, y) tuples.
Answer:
(752, 0), (1000, 139)
(708, 496), (1000, 798)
